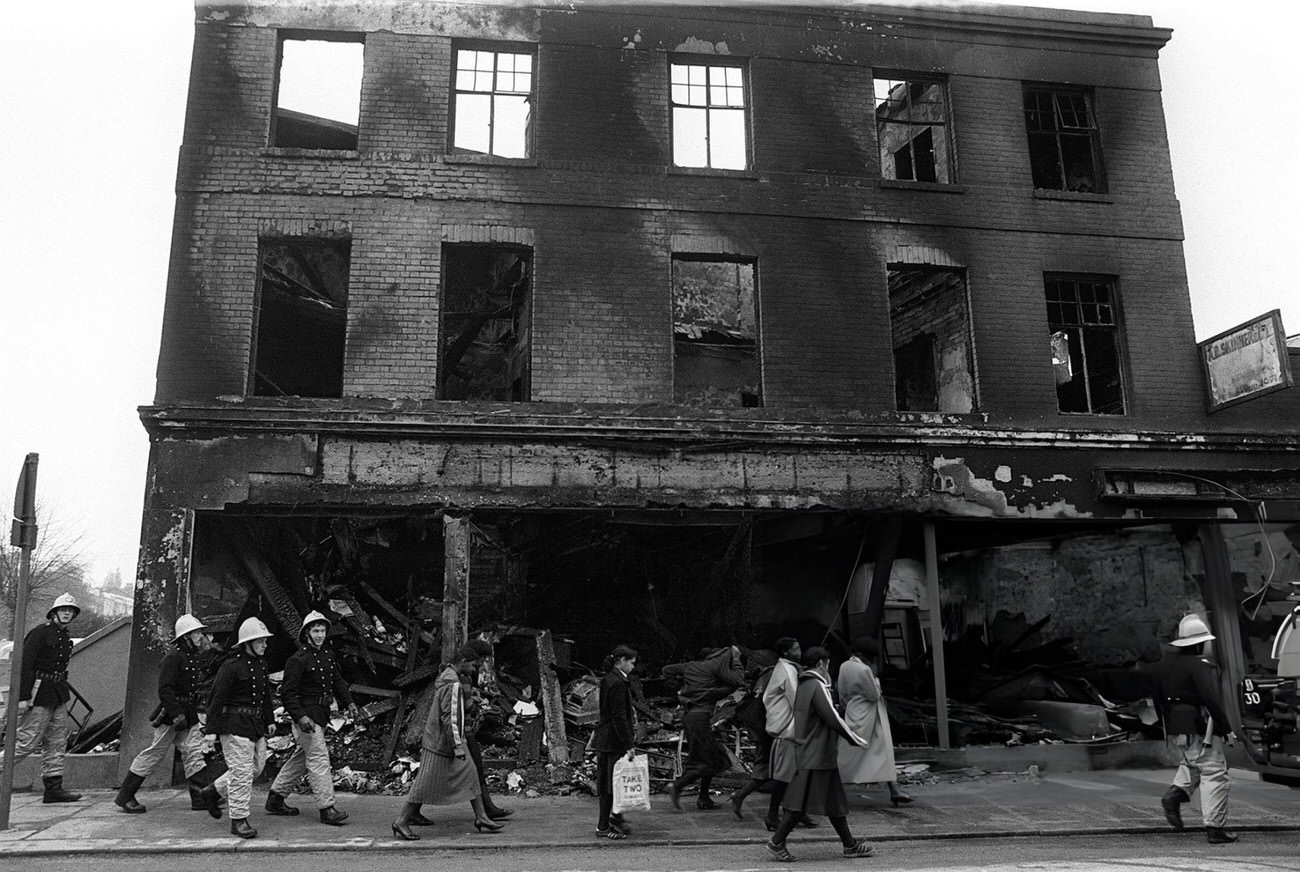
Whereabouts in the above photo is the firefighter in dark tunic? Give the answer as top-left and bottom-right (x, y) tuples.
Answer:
(265, 610), (358, 825)
(115, 614), (215, 813)
(198, 617), (275, 839)
(1, 592), (83, 803)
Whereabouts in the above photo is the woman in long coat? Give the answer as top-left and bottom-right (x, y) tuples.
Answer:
(837, 636), (911, 805)
(391, 644), (504, 839)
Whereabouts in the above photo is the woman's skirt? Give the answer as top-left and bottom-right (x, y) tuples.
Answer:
(406, 748), (482, 806)
(780, 767), (849, 817)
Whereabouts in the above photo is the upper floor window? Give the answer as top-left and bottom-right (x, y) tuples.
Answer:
(273, 34), (364, 150)
(874, 76), (953, 183)
(888, 266), (975, 412)
(440, 244), (532, 401)
(1023, 86), (1103, 193)
(672, 256), (760, 407)
(1045, 275), (1125, 415)
(670, 60), (748, 170)
(253, 238), (350, 397)
(452, 45), (534, 158)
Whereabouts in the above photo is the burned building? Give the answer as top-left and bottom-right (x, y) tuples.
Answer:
(126, 1), (1300, 782)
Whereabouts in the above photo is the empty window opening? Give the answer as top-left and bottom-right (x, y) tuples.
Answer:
(888, 266), (975, 413)
(253, 238), (350, 397)
(670, 61), (748, 170)
(440, 245), (532, 401)
(274, 35), (363, 150)
(673, 257), (760, 407)
(452, 46), (534, 158)
(874, 77), (952, 184)
(1045, 275), (1125, 414)
(1024, 86), (1102, 192)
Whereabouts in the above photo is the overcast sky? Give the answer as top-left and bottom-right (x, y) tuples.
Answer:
(1, 1), (1295, 590)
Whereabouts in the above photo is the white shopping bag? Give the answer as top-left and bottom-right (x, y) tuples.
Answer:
(612, 752), (652, 813)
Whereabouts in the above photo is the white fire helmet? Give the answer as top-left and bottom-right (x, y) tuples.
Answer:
(236, 617), (274, 646)
(1170, 613), (1216, 647)
(299, 610), (331, 639)
(47, 592), (80, 620)
(174, 614), (208, 641)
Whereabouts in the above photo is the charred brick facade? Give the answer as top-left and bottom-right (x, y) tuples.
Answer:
(125, 2), (1300, 779)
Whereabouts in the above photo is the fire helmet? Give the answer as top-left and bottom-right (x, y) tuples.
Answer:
(1170, 613), (1215, 647)
(47, 592), (80, 620)
(236, 617), (274, 646)
(174, 614), (208, 641)
(299, 610), (331, 639)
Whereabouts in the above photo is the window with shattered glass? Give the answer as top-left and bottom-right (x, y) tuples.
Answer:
(440, 245), (532, 401)
(1024, 86), (1104, 192)
(253, 238), (350, 397)
(874, 76), (953, 184)
(888, 266), (975, 412)
(672, 257), (760, 407)
(1045, 275), (1125, 414)
(273, 34), (363, 150)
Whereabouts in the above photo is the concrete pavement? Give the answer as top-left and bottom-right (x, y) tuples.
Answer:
(1, 767), (1298, 856)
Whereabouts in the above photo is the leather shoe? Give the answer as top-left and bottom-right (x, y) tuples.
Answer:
(319, 805), (348, 825)
(230, 818), (257, 839)
(1207, 827), (1238, 844)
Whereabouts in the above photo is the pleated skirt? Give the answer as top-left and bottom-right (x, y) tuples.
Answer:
(405, 748), (482, 806)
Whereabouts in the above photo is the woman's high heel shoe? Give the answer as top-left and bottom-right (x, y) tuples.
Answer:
(474, 818), (504, 833)
(392, 820), (420, 841)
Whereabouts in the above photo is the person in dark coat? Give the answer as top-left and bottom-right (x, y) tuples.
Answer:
(199, 617), (276, 839)
(1156, 613), (1239, 844)
(591, 643), (638, 840)
(265, 610), (358, 825)
(765, 647), (875, 862)
(665, 645), (748, 810)
(115, 614), (215, 813)
(0, 592), (83, 803)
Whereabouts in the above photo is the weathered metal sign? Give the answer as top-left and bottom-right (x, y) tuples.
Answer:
(1200, 309), (1293, 411)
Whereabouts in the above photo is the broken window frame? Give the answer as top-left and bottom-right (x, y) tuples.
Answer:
(271, 31), (365, 151)
(438, 243), (533, 402)
(873, 74), (954, 184)
(251, 237), (351, 398)
(671, 255), (762, 408)
(1023, 85), (1105, 193)
(669, 58), (750, 171)
(450, 41), (536, 159)
(887, 265), (977, 413)
(1044, 274), (1127, 415)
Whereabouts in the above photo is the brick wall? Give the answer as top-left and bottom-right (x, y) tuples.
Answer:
(154, 3), (1298, 433)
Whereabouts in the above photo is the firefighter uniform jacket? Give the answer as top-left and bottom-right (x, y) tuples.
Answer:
(19, 622), (74, 707)
(151, 645), (209, 728)
(281, 643), (353, 726)
(206, 650), (273, 740)
(1156, 647), (1233, 738)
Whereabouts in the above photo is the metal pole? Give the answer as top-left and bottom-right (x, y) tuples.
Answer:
(923, 520), (950, 749)
(2, 453), (38, 830)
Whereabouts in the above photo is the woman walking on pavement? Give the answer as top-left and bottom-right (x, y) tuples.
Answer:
(115, 614), (215, 814)
(837, 636), (912, 806)
(766, 646), (876, 862)
(264, 610), (359, 826)
(199, 616), (276, 839)
(391, 643), (505, 839)
(591, 644), (639, 840)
